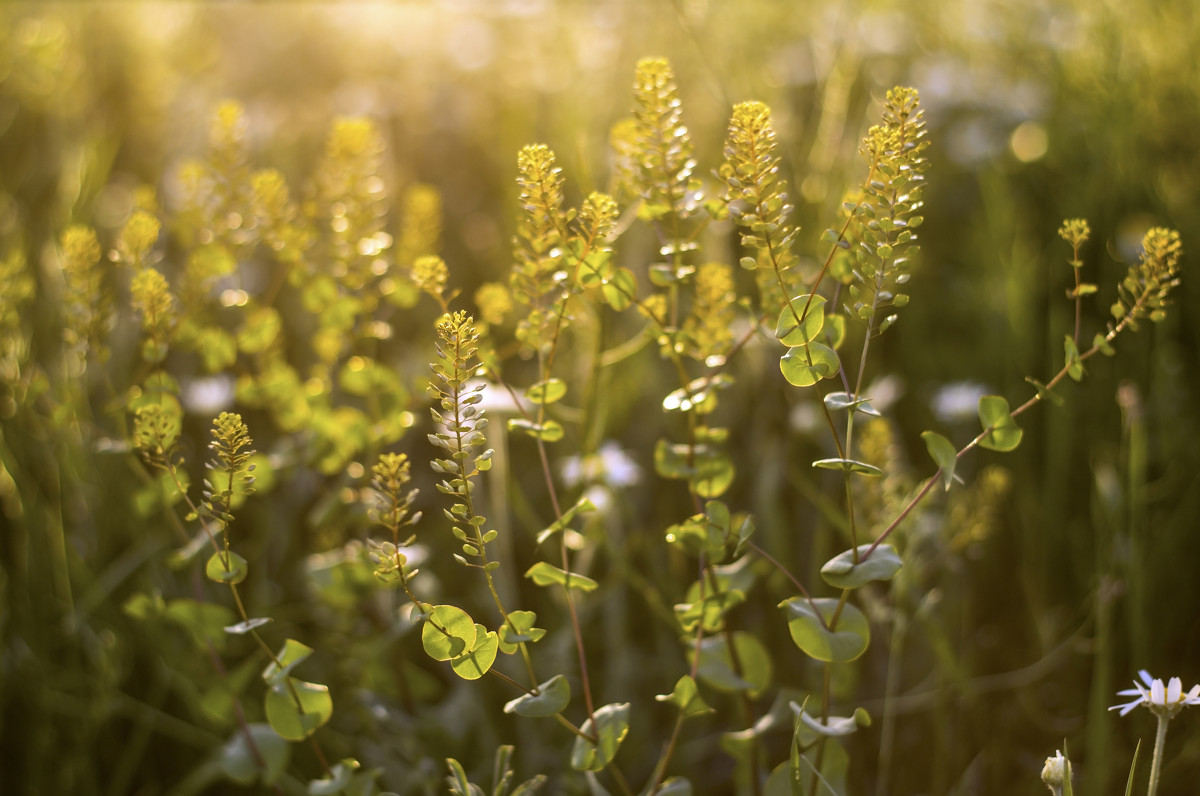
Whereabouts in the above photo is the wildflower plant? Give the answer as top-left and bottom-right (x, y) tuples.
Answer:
(3, 37), (1189, 796)
(1110, 671), (1200, 796)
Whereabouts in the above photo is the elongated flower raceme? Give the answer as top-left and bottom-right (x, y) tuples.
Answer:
(1110, 670), (1200, 718)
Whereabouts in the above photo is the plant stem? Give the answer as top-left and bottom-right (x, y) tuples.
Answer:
(1147, 714), (1169, 796)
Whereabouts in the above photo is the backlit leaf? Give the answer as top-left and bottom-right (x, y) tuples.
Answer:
(775, 294), (825, 346)
(264, 678), (332, 741)
(504, 674), (571, 717)
(421, 604), (476, 661)
(978, 395), (1023, 452)
(780, 597), (870, 662)
(525, 561), (599, 592)
(780, 343), (839, 387)
(820, 544), (902, 589)
(205, 550), (248, 585)
(655, 675), (715, 720)
(920, 430), (958, 491)
(570, 702), (630, 771)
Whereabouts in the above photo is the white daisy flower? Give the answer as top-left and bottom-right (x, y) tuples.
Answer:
(1109, 670), (1200, 718)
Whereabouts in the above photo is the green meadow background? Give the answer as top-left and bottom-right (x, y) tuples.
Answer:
(1, 1), (1198, 794)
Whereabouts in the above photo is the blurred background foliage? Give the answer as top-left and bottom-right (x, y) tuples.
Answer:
(1, 1), (1198, 794)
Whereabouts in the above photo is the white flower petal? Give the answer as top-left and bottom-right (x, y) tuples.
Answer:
(1151, 678), (1166, 705)
(1110, 697), (1144, 716)
(1168, 677), (1183, 703)
(1138, 669), (1155, 687)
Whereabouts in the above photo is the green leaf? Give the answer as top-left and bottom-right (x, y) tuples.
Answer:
(649, 262), (695, 286)
(238, 306), (283, 355)
(219, 724), (290, 786)
(1124, 739), (1141, 796)
(205, 550), (248, 585)
(978, 395), (1023, 452)
(525, 378), (567, 405)
(504, 674), (571, 717)
(263, 639), (315, 686)
(779, 342), (839, 387)
(674, 590), (745, 634)
(823, 391), (879, 416)
(445, 758), (474, 796)
(793, 702), (870, 737)
(811, 458), (883, 477)
(920, 430), (958, 491)
(1094, 332), (1116, 357)
(775, 295), (825, 346)
(1064, 336), (1084, 382)
(498, 610), (547, 653)
(421, 604), (477, 661)
(692, 451), (735, 499)
(508, 418), (564, 442)
(225, 617), (272, 635)
(1024, 376), (1065, 407)
(134, 468), (190, 518)
(525, 561), (598, 592)
(662, 374), (732, 414)
(308, 758), (360, 795)
(602, 267), (637, 311)
(164, 598), (235, 651)
(450, 626), (498, 680)
(655, 777), (693, 796)
(691, 632), (773, 696)
(570, 702), (631, 772)
(780, 597), (870, 662)
(535, 496), (596, 544)
(654, 439), (691, 480)
(824, 314), (847, 349)
(264, 678), (333, 741)
(820, 544), (903, 589)
(655, 675), (715, 720)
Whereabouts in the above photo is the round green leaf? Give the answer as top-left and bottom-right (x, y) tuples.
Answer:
(262, 638), (315, 686)
(823, 391), (880, 416)
(824, 314), (847, 349)
(507, 418), (564, 442)
(497, 610), (547, 653)
(780, 597), (870, 662)
(238, 306), (283, 355)
(602, 267), (637, 311)
(820, 544), (903, 589)
(780, 342), (840, 387)
(525, 378), (568, 405)
(206, 551), (248, 585)
(570, 702), (631, 772)
(691, 632), (772, 696)
(978, 395), (1023, 452)
(264, 678), (333, 741)
(219, 724), (290, 786)
(655, 675), (715, 720)
(692, 452), (735, 499)
(504, 674), (571, 717)
(450, 626), (498, 680)
(421, 604), (476, 661)
(775, 295), (825, 346)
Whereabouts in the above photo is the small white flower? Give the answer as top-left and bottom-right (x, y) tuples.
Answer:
(1109, 670), (1200, 718)
(1041, 749), (1070, 790)
(561, 441), (641, 489)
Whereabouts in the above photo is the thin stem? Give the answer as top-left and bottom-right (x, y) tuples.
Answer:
(1147, 714), (1169, 796)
